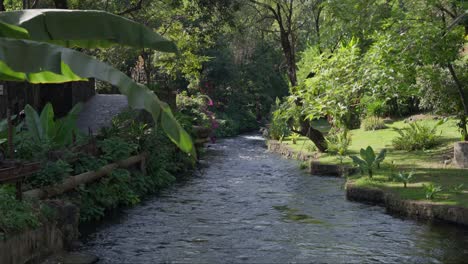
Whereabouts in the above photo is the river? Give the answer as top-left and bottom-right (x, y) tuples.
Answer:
(80, 134), (468, 263)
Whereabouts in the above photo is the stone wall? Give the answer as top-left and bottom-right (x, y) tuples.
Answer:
(0, 201), (79, 264)
(454, 142), (468, 169)
(266, 140), (314, 161)
(346, 183), (468, 227)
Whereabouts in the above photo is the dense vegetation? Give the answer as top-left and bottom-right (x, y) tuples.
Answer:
(0, 0), (467, 237)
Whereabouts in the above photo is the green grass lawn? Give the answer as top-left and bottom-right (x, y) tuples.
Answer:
(280, 117), (468, 208)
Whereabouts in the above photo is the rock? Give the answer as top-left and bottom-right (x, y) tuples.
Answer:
(454, 142), (468, 168)
(308, 161), (356, 177)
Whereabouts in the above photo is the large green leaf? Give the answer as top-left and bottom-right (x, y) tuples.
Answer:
(0, 21), (29, 39)
(24, 104), (43, 141)
(40, 103), (56, 141)
(55, 103), (83, 146)
(0, 9), (177, 52)
(0, 37), (195, 157)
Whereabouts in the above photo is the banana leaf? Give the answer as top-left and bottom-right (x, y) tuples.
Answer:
(0, 9), (177, 52)
(0, 37), (195, 157)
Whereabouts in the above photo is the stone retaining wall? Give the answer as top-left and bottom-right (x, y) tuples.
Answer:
(346, 183), (468, 227)
(266, 140), (313, 161)
(0, 201), (79, 264)
(267, 140), (354, 177)
(454, 142), (468, 168)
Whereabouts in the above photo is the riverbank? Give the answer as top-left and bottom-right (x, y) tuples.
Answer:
(266, 118), (468, 227)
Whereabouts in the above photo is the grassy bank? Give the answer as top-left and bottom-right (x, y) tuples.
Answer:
(280, 118), (468, 208)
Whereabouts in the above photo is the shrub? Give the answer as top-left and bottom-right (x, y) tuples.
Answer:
(326, 130), (352, 156)
(98, 137), (138, 162)
(0, 186), (42, 235)
(392, 121), (442, 151)
(367, 100), (385, 117)
(361, 116), (387, 131)
(268, 99), (291, 140)
(28, 160), (73, 188)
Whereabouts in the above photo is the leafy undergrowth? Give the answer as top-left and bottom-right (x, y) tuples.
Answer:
(280, 118), (468, 208)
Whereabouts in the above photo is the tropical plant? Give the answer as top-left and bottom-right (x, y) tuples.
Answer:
(423, 183), (443, 200)
(23, 102), (82, 148)
(350, 146), (386, 178)
(451, 184), (465, 194)
(392, 121), (443, 151)
(0, 9), (194, 157)
(395, 171), (414, 188)
(361, 116), (387, 131)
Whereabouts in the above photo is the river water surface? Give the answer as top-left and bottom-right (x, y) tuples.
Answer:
(80, 135), (468, 263)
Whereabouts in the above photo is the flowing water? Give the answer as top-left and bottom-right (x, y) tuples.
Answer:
(80, 135), (468, 263)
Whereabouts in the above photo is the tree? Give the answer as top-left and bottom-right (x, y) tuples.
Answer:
(248, 0), (330, 151)
(362, 0), (467, 140)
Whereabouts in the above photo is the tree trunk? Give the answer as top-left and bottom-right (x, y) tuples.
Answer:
(295, 118), (327, 152)
(448, 63), (468, 141)
(24, 153), (147, 200)
(0, 0), (5, 11)
(53, 0), (68, 9)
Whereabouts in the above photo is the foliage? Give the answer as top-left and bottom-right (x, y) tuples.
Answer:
(0, 186), (40, 234)
(363, 98), (387, 118)
(28, 160), (72, 188)
(350, 146), (386, 178)
(13, 132), (51, 161)
(214, 110), (258, 138)
(24, 103), (82, 149)
(395, 171), (414, 188)
(177, 93), (213, 129)
(326, 130), (352, 156)
(74, 155), (107, 175)
(392, 121), (443, 151)
(98, 137), (138, 162)
(269, 99), (291, 140)
(290, 133), (300, 145)
(78, 169), (139, 222)
(423, 183), (443, 200)
(295, 39), (363, 129)
(361, 116), (387, 131)
(451, 184), (465, 194)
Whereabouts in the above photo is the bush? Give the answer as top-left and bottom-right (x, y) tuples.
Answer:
(28, 160), (73, 188)
(268, 100), (291, 140)
(0, 186), (47, 235)
(326, 130), (352, 156)
(392, 121), (442, 151)
(176, 93), (212, 128)
(366, 99), (386, 117)
(361, 116), (387, 131)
